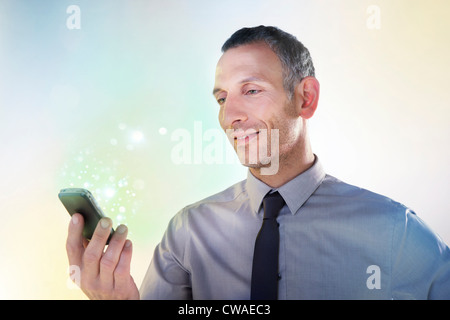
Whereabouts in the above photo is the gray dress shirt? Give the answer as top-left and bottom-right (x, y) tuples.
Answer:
(140, 157), (450, 299)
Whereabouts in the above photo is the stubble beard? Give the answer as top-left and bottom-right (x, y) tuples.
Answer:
(233, 101), (298, 173)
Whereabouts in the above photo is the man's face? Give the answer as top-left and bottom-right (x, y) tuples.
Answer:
(213, 42), (303, 170)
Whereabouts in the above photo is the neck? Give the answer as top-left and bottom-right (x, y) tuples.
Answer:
(250, 139), (315, 188)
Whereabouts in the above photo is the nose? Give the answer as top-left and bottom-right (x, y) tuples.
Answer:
(219, 94), (248, 130)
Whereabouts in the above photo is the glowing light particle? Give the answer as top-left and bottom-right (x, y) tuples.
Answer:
(118, 178), (128, 187)
(104, 188), (116, 198)
(132, 131), (144, 142)
(159, 127), (167, 135)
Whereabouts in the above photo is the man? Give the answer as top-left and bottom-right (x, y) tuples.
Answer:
(66, 26), (450, 299)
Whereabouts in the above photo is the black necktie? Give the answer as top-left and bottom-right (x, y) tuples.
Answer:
(250, 191), (285, 300)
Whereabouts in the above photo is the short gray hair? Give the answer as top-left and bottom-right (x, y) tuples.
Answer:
(221, 25), (315, 100)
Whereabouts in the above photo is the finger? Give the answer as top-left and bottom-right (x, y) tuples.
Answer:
(99, 224), (128, 283)
(82, 238), (89, 249)
(114, 239), (133, 292)
(82, 217), (113, 281)
(66, 213), (85, 268)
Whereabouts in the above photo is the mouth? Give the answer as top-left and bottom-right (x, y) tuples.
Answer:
(233, 130), (259, 145)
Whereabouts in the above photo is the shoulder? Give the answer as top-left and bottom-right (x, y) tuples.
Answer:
(169, 178), (248, 226)
(184, 179), (247, 211)
(319, 174), (448, 259)
(161, 179), (248, 255)
(315, 174), (409, 219)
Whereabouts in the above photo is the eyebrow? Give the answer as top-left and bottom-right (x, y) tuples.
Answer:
(212, 76), (266, 95)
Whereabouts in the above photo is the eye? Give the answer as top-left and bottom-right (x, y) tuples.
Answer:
(246, 89), (261, 95)
(217, 97), (226, 105)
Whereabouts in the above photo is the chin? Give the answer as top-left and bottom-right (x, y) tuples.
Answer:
(239, 157), (273, 168)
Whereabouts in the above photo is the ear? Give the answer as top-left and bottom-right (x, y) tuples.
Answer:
(294, 77), (320, 119)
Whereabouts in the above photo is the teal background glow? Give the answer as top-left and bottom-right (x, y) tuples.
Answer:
(1, 0), (449, 298)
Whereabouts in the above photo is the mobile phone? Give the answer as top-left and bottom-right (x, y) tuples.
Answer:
(59, 188), (114, 244)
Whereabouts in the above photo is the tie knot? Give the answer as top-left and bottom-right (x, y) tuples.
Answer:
(263, 191), (285, 220)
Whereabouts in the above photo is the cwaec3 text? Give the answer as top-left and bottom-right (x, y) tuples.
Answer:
(178, 304), (270, 317)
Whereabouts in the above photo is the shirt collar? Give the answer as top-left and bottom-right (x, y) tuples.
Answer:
(245, 155), (326, 215)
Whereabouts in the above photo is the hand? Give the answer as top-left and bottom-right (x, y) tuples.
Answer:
(66, 213), (140, 300)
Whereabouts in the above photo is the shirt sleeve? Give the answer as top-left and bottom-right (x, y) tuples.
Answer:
(391, 209), (450, 299)
(139, 209), (192, 300)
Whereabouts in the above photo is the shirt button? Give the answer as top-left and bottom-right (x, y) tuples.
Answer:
(277, 273), (282, 281)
